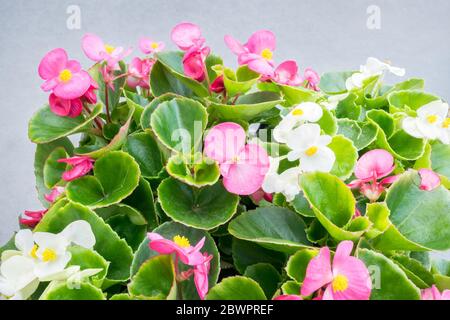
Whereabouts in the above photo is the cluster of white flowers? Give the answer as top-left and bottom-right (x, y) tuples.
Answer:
(402, 100), (449, 145)
(263, 102), (335, 201)
(0, 221), (98, 300)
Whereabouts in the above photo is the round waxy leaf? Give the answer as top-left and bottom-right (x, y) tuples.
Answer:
(124, 132), (164, 178)
(41, 282), (105, 300)
(140, 93), (180, 129)
(158, 178), (239, 230)
(66, 151), (140, 209)
(43, 147), (68, 189)
(228, 207), (312, 253)
(96, 204), (147, 225)
(151, 97), (207, 153)
(319, 71), (354, 94)
(285, 249), (318, 283)
(206, 276), (266, 300)
(279, 85), (319, 107)
(431, 142), (450, 180)
(388, 90), (440, 113)
(222, 65), (260, 97)
(328, 135), (358, 180)
(166, 153), (220, 187)
(68, 246), (109, 287)
(244, 263), (281, 299)
(29, 103), (103, 144)
(317, 107), (338, 136)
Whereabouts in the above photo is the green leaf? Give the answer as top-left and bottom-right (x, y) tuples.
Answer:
(131, 221), (220, 300)
(151, 97), (207, 153)
(158, 178), (239, 230)
(34, 138), (73, 207)
(228, 207), (312, 253)
(96, 204), (147, 225)
(291, 192), (315, 217)
(35, 201), (134, 282)
(43, 147), (68, 189)
(106, 214), (146, 250)
(40, 282), (105, 300)
(208, 91), (282, 122)
(337, 119), (377, 150)
(285, 249), (318, 283)
(140, 93), (180, 129)
(123, 132), (164, 178)
(373, 171), (450, 251)
(317, 107), (338, 136)
(206, 276), (266, 300)
(281, 281), (301, 295)
(128, 255), (177, 299)
(29, 103), (102, 144)
(68, 246), (109, 287)
(357, 249), (421, 300)
(166, 153), (220, 187)
(89, 62), (127, 111)
(388, 90), (440, 114)
(244, 263), (281, 299)
(392, 255), (435, 288)
(66, 151), (140, 209)
(431, 258), (450, 290)
(279, 85), (319, 106)
(336, 93), (361, 120)
(150, 60), (193, 97)
(365, 202), (391, 239)
(319, 71), (354, 94)
(328, 135), (358, 180)
(221, 65), (260, 97)
(431, 142), (450, 180)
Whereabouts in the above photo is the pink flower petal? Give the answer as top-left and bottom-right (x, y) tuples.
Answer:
(194, 253), (212, 300)
(82, 33), (106, 61)
(44, 187), (65, 203)
(418, 168), (441, 191)
(304, 67), (320, 91)
(273, 295), (303, 300)
(182, 49), (206, 81)
(245, 30), (276, 54)
(171, 22), (204, 50)
(247, 58), (275, 76)
(301, 247), (333, 296)
(379, 174), (400, 186)
(273, 60), (303, 86)
(355, 149), (395, 181)
(224, 35), (247, 55)
(204, 122), (247, 163)
(38, 48), (68, 80)
(53, 70), (91, 100)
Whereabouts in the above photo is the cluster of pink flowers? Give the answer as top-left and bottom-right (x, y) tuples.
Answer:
(148, 233), (213, 299)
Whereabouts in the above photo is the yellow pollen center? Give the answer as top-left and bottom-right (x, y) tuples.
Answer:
(29, 245), (38, 259)
(305, 146), (318, 156)
(427, 115), (438, 124)
(332, 274), (349, 292)
(58, 69), (72, 83)
(42, 248), (57, 262)
(104, 44), (115, 54)
(292, 109), (304, 116)
(173, 235), (190, 248)
(261, 48), (273, 60)
(443, 118), (450, 128)
(151, 42), (159, 49)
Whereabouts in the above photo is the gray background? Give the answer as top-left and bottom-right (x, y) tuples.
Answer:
(0, 0), (449, 245)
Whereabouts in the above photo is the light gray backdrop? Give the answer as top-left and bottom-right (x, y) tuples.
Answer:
(1, 0), (449, 245)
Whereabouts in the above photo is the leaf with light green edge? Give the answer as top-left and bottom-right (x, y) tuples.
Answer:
(29, 103), (102, 144)
(392, 255), (435, 289)
(244, 263), (281, 299)
(337, 119), (378, 151)
(150, 60), (193, 97)
(414, 142), (432, 169)
(291, 192), (315, 217)
(89, 62), (127, 111)
(151, 97), (207, 153)
(382, 78), (425, 98)
(279, 85), (319, 107)
(365, 202), (391, 239)
(40, 282), (106, 300)
(78, 106), (134, 159)
(328, 135), (358, 180)
(306, 219), (328, 245)
(66, 151), (140, 209)
(286, 249), (318, 283)
(388, 90), (440, 114)
(208, 91), (282, 122)
(232, 239), (287, 274)
(68, 246), (109, 287)
(131, 221), (220, 300)
(356, 122), (378, 150)
(124, 93), (148, 123)
(128, 255), (177, 300)
(34, 138), (74, 207)
(431, 258), (450, 290)
(154, 51), (210, 97)
(317, 107), (337, 135)
(430, 142), (450, 180)
(123, 131), (164, 178)
(206, 276), (266, 300)
(166, 153), (220, 187)
(337, 118), (361, 142)
(158, 178), (238, 230)
(106, 214), (147, 251)
(228, 207), (312, 254)
(373, 171), (450, 251)
(140, 93), (180, 129)
(35, 201), (133, 282)
(96, 204), (147, 225)
(110, 293), (134, 300)
(281, 281), (301, 295)
(357, 249), (421, 300)
(319, 71), (354, 94)
(43, 147), (68, 189)
(335, 93), (361, 120)
(122, 177), (158, 230)
(220, 65), (260, 97)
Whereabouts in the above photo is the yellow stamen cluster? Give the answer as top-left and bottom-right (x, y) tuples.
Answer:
(305, 146), (318, 156)
(58, 69), (73, 83)
(173, 235), (190, 248)
(292, 109), (304, 116)
(442, 118), (450, 129)
(29, 245), (38, 259)
(261, 48), (273, 60)
(426, 115), (438, 124)
(42, 248), (57, 262)
(151, 42), (159, 49)
(332, 274), (349, 292)
(104, 44), (115, 54)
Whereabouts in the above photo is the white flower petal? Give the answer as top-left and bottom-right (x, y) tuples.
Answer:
(300, 147), (336, 173)
(60, 220), (96, 249)
(286, 123), (321, 151)
(0, 255), (37, 297)
(402, 117), (424, 139)
(35, 251), (72, 279)
(417, 100), (448, 120)
(14, 229), (34, 253)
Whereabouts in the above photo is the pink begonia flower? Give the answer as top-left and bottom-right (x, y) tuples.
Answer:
(126, 57), (154, 89)
(19, 209), (48, 228)
(303, 67), (320, 91)
(193, 252), (213, 300)
(273, 295), (303, 300)
(48, 94), (83, 118)
(58, 156), (95, 182)
(139, 37), (165, 55)
(182, 45), (210, 82)
(301, 241), (372, 300)
(271, 60), (303, 86)
(204, 122), (270, 195)
(348, 149), (399, 202)
(82, 75), (99, 104)
(210, 75), (225, 93)
(224, 30), (276, 76)
(418, 168), (441, 191)
(421, 285), (450, 300)
(250, 189), (274, 204)
(44, 186), (65, 203)
(38, 48), (91, 100)
(82, 33), (131, 69)
(171, 22), (206, 51)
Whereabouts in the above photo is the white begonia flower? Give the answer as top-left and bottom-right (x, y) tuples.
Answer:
(0, 255), (39, 300)
(345, 57), (405, 91)
(286, 123), (336, 172)
(262, 157), (302, 201)
(321, 93), (349, 111)
(273, 102), (323, 143)
(402, 100), (449, 144)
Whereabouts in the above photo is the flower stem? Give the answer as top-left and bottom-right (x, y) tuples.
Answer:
(104, 86), (112, 123)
